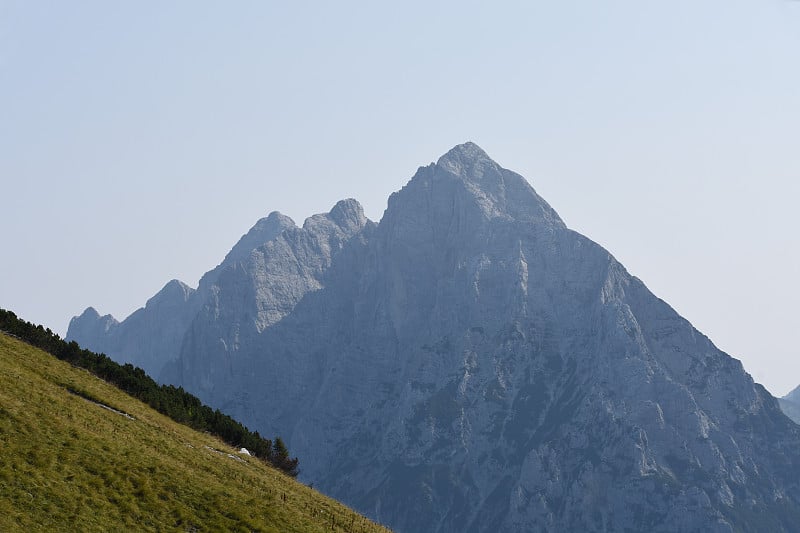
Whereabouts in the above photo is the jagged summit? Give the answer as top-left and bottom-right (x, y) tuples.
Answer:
(78, 306), (100, 320)
(249, 211), (297, 237)
(328, 198), (367, 231)
(213, 211), (297, 275)
(145, 279), (193, 307)
(387, 142), (565, 230)
(303, 198), (368, 233)
(435, 141), (492, 174)
(72, 306), (117, 326)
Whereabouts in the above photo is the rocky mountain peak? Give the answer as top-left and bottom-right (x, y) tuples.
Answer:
(145, 279), (194, 308)
(71, 306), (117, 328)
(384, 143), (564, 248)
(435, 141), (492, 176)
(328, 198), (367, 232)
(254, 211), (297, 234)
(219, 211), (296, 268)
(197, 211), (297, 291)
(302, 199), (370, 237)
(77, 306), (100, 320)
(67, 307), (119, 359)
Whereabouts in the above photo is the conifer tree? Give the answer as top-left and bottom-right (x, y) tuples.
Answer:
(271, 437), (300, 477)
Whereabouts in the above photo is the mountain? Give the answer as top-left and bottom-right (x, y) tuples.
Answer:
(66, 211), (295, 381)
(779, 385), (800, 424)
(68, 279), (198, 380)
(68, 142), (800, 532)
(0, 331), (390, 533)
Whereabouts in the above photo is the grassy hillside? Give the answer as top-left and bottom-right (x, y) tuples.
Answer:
(0, 309), (295, 476)
(0, 333), (390, 532)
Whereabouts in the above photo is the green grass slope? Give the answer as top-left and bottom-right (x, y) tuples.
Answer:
(0, 333), (390, 532)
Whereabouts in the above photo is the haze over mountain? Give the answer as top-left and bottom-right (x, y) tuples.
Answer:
(69, 143), (800, 532)
(779, 385), (800, 425)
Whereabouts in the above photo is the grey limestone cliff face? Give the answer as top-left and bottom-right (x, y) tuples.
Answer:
(67, 306), (119, 354)
(163, 198), (371, 402)
(198, 210), (297, 291)
(69, 143), (800, 532)
(68, 200), (371, 387)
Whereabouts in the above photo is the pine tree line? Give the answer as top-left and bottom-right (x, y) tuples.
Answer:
(0, 308), (299, 477)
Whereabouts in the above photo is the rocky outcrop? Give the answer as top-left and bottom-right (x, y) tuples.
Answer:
(67, 306), (119, 354)
(198, 210), (297, 290)
(68, 143), (800, 532)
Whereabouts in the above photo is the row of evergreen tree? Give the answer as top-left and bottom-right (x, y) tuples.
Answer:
(0, 308), (299, 477)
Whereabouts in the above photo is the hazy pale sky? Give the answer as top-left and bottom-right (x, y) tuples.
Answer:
(2, 1), (798, 395)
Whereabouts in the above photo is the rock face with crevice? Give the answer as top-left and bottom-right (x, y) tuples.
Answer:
(68, 143), (800, 532)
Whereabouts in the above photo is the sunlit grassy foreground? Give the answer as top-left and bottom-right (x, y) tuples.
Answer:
(0, 333), (390, 532)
